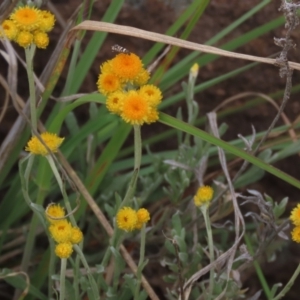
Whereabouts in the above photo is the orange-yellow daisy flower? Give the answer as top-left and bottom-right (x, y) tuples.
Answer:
(0, 20), (18, 40)
(120, 91), (150, 125)
(15, 30), (33, 48)
(116, 207), (138, 232)
(139, 85), (162, 107)
(106, 91), (126, 114)
(55, 242), (73, 259)
(194, 186), (214, 207)
(46, 203), (65, 223)
(145, 107), (159, 124)
(110, 53), (143, 80)
(70, 227), (83, 244)
(25, 132), (64, 156)
(10, 6), (41, 32)
(291, 226), (300, 243)
(39, 10), (55, 32)
(97, 72), (123, 96)
(49, 219), (72, 243)
(290, 204), (300, 226)
(100, 61), (113, 74)
(135, 208), (151, 229)
(133, 68), (150, 86)
(33, 31), (49, 49)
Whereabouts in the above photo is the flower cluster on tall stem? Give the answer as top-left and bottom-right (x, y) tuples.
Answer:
(97, 51), (162, 125)
(46, 203), (83, 259)
(0, 5), (55, 49)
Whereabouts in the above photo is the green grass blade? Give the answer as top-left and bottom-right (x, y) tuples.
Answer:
(143, 0), (207, 65)
(151, 0), (210, 83)
(160, 15), (284, 90)
(159, 112), (300, 189)
(69, 0), (125, 93)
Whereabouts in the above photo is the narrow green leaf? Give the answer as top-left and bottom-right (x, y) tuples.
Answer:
(159, 112), (300, 189)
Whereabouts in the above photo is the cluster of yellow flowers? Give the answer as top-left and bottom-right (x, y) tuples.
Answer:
(116, 207), (150, 231)
(0, 5), (55, 49)
(46, 204), (83, 259)
(194, 185), (214, 207)
(97, 52), (162, 125)
(290, 204), (300, 243)
(25, 132), (64, 156)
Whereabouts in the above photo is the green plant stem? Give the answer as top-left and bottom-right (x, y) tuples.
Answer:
(244, 233), (272, 299)
(119, 125), (141, 208)
(24, 155), (35, 190)
(134, 224), (147, 300)
(200, 204), (214, 300)
(273, 262), (300, 300)
(134, 125), (142, 170)
(73, 244), (99, 299)
(25, 45), (37, 132)
(48, 240), (56, 300)
(73, 248), (81, 300)
(46, 155), (76, 225)
(19, 156), (41, 273)
(59, 258), (67, 300)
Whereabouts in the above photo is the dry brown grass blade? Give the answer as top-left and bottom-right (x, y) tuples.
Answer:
(69, 21), (300, 71)
(0, 74), (9, 124)
(0, 0), (18, 23)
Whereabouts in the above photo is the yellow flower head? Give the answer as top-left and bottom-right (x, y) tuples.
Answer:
(291, 226), (300, 243)
(39, 10), (55, 32)
(106, 91), (126, 114)
(10, 6), (41, 32)
(70, 227), (83, 244)
(55, 242), (73, 259)
(15, 30), (33, 48)
(100, 61), (113, 74)
(139, 85), (162, 107)
(133, 68), (150, 86)
(49, 220), (72, 243)
(46, 203), (65, 223)
(120, 90), (150, 125)
(145, 107), (159, 124)
(194, 185), (214, 207)
(111, 53), (143, 80)
(290, 204), (300, 226)
(135, 208), (151, 229)
(25, 132), (64, 156)
(0, 20), (18, 40)
(97, 72), (123, 96)
(116, 207), (138, 232)
(190, 63), (199, 78)
(33, 31), (49, 49)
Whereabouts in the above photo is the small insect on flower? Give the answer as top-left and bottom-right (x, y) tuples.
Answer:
(112, 44), (130, 54)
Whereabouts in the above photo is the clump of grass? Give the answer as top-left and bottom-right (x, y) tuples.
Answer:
(1, 1), (300, 300)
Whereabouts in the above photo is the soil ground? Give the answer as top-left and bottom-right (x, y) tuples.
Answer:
(1, 1), (300, 299)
